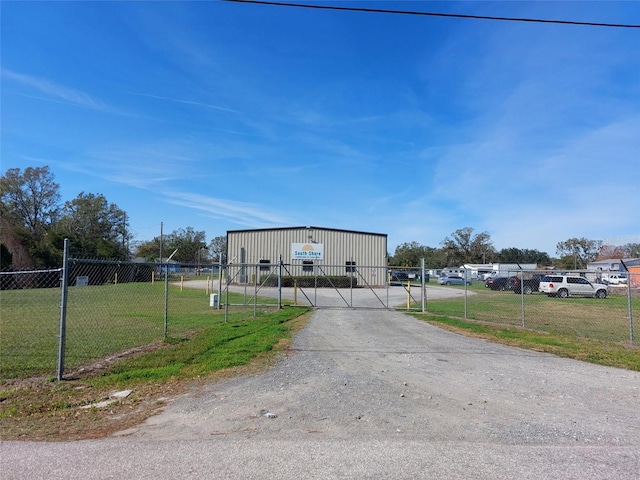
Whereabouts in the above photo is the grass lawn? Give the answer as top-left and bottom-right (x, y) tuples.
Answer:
(424, 282), (638, 344)
(0, 283), (287, 379)
(412, 313), (640, 372)
(0, 298), (311, 440)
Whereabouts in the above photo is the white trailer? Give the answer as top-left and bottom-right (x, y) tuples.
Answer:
(490, 263), (538, 277)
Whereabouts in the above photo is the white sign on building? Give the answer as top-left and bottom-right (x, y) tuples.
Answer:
(292, 243), (324, 260)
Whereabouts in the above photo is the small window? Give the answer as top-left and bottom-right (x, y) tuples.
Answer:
(259, 259), (271, 271)
(567, 277), (579, 284)
(346, 261), (356, 273)
(302, 260), (314, 272)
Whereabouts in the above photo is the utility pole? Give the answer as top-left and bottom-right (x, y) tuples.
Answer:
(122, 212), (127, 254)
(160, 222), (163, 264)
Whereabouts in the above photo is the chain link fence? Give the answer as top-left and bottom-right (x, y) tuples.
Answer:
(1, 268), (63, 379)
(220, 262), (637, 347)
(427, 269), (638, 346)
(2, 252), (637, 381)
(0, 243), (225, 380)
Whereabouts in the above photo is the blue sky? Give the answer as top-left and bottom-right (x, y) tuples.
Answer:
(2, 1), (639, 256)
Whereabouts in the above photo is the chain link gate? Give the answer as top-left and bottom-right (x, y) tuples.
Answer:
(220, 259), (427, 311)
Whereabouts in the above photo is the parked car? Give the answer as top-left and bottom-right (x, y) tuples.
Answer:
(438, 275), (471, 286)
(479, 272), (495, 281)
(539, 275), (608, 299)
(389, 271), (418, 283)
(508, 274), (544, 294)
(390, 271), (410, 281)
(601, 274), (627, 285)
(485, 276), (508, 290)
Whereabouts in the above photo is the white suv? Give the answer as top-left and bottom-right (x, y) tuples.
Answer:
(539, 275), (608, 299)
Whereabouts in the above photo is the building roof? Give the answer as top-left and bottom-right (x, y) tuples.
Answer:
(588, 258), (640, 268)
(226, 225), (387, 238)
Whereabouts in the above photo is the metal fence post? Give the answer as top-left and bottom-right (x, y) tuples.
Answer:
(218, 258), (223, 310)
(620, 260), (634, 345)
(164, 264), (169, 339)
(56, 238), (70, 381)
(518, 264), (525, 328)
(628, 279), (634, 345)
(421, 258), (426, 313)
(278, 255), (283, 309)
(224, 263), (229, 323)
(464, 275), (468, 319)
(163, 248), (178, 339)
(254, 264), (258, 317)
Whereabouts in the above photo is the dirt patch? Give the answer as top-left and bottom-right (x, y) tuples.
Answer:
(0, 360), (292, 441)
(0, 312), (310, 441)
(64, 343), (168, 380)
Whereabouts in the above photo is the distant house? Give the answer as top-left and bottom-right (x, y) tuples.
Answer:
(587, 258), (640, 272)
(159, 258), (181, 273)
(629, 266), (640, 288)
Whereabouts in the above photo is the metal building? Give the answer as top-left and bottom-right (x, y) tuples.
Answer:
(227, 226), (388, 286)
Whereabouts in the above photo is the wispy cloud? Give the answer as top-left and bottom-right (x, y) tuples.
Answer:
(127, 91), (241, 114)
(163, 191), (295, 228)
(4, 1), (637, 253)
(45, 140), (202, 188)
(2, 69), (111, 112)
(47, 138), (298, 228)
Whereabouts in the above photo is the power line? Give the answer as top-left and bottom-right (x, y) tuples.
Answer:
(223, 0), (640, 29)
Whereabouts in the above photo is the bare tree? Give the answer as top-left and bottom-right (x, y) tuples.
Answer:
(597, 245), (628, 261)
(624, 243), (640, 258)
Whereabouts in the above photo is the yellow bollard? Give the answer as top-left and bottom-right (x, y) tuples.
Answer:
(114, 272), (118, 285)
(407, 280), (411, 309)
(180, 275), (184, 291)
(294, 281), (297, 305)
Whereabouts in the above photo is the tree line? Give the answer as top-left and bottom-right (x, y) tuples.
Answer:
(1, 166), (638, 270)
(390, 230), (639, 269)
(0, 166), (226, 269)
(1, 166), (132, 269)
(388, 227), (550, 268)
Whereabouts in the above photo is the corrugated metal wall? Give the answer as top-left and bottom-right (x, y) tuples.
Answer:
(227, 227), (388, 285)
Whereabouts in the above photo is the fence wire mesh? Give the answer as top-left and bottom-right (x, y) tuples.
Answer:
(222, 262), (396, 309)
(426, 270), (638, 345)
(1, 269), (62, 378)
(61, 259), (165, 377)
(0, 258), (225, 380)
(1, 257), (637, 380)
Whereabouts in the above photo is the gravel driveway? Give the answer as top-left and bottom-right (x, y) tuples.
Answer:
(2, 303), (639, 479)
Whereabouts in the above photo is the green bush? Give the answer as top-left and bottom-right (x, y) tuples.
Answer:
(260, 275), (358, 288)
